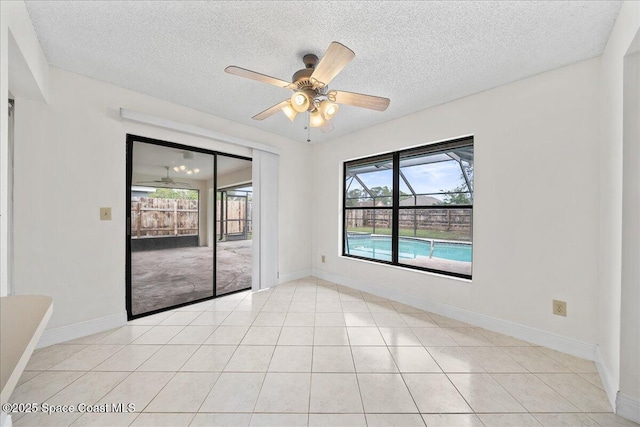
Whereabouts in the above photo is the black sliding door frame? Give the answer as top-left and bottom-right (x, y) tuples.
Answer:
(126, 134), (252, 321)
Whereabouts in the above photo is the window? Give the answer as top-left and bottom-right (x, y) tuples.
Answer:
(343, 137), (473, 279)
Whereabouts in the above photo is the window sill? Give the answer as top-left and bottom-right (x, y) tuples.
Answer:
(338, 254), (472, 283)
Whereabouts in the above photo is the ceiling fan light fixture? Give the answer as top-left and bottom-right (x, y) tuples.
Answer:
(226, 41), (390, 138)
(281, 102), (298, 122)
(179, 165), (186, 171)
(309, 109), (325, 128)
(193, 168), (200, 174)
(173, 166), (180, 172)
(320, 100), (339, 120)
(291, 91), (311, 113)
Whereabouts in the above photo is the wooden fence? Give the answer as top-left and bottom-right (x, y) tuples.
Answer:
(216, 199), (252, 236)
(131, 197), (198, 238)
(346, 208), (471, 232)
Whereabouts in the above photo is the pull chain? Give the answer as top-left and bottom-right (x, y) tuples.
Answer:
(306, 111), (311, 143)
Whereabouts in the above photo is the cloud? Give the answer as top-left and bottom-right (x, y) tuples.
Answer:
(349, 160), (468, 195)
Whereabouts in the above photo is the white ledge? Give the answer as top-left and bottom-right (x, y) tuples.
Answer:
(119, 108), (281, 155)
(1, 295), (53, 403)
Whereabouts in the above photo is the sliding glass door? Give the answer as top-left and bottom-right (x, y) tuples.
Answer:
(126, 135), (252, 319)
(215, 155), (253, 296)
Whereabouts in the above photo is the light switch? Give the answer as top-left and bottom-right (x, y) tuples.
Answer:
(100, 207), (112, 221)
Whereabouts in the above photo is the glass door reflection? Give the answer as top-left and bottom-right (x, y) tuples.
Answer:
(215, 155), (253, 296)
(129, 140), (215, 316)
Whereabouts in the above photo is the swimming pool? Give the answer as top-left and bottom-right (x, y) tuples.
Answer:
(346, 235), (472, 263)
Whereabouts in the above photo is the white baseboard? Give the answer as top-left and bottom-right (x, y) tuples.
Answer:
(278, 269), (312, 284)
(617, 392), (640, 424)
(595, 346), (619, 411)
(312, 269), (598, 361)
(36, 311), (127, 349)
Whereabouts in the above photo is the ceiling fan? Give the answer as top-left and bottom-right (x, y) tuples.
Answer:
(136, 166), (191, 188)
(225, 41), (390, 134)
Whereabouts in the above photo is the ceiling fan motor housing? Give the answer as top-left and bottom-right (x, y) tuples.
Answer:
(292, 53), (321, 88)
(290, 54), (322, 111)
(291, 68), (314, 89)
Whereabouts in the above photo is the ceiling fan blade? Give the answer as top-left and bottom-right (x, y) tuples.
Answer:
(320, 120), (334, 133)
(252, 100), (290, 121)
(311, 42), (355, 87)
(331, 90), (390, 111)
(136, 181), (163, 184)
(225, 66), (291, 88)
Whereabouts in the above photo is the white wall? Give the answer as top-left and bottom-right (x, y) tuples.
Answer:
(0, 0), (49, 297)
(620, 47), (639, 409)
(597, 0), (640, 412)
(312, 58), (601, 346)
(12, 66), (312, 330)
(619, 8), (640, 420)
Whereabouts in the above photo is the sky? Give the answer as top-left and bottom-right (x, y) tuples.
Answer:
(351, 159), (469, 195)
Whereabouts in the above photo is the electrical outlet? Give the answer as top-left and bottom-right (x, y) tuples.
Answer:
(553, 300), (567, 316)
(100, 207), (112, 221)
(321, 255), (326, 263)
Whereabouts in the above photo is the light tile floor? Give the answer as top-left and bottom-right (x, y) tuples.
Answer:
(8, 277), (639, 427)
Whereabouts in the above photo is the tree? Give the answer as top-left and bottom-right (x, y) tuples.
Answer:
(442, 161), (473, 205)
(148, 188), (198, 200)
(346, 188), (364, 207)
(346, 185), (411, 206)
(346, 186), (394, 206)
(443, 190), (471, 205)
(368, 186), (393, 206)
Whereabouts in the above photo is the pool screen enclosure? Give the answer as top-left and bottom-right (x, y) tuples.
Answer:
(343, 136), (474, 279)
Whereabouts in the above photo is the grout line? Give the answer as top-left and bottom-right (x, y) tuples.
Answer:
(248, 280), (298, 416)
(195, 290), (258, 414)
(346, 316), (368, 419)
(136, 371), (181, 414)
(442, 370), (477, 414)
(307, 279), (317, 426)
(11, 279), (616, 425)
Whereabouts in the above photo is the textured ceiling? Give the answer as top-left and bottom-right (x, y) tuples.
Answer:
(25, 1), (621, 144)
